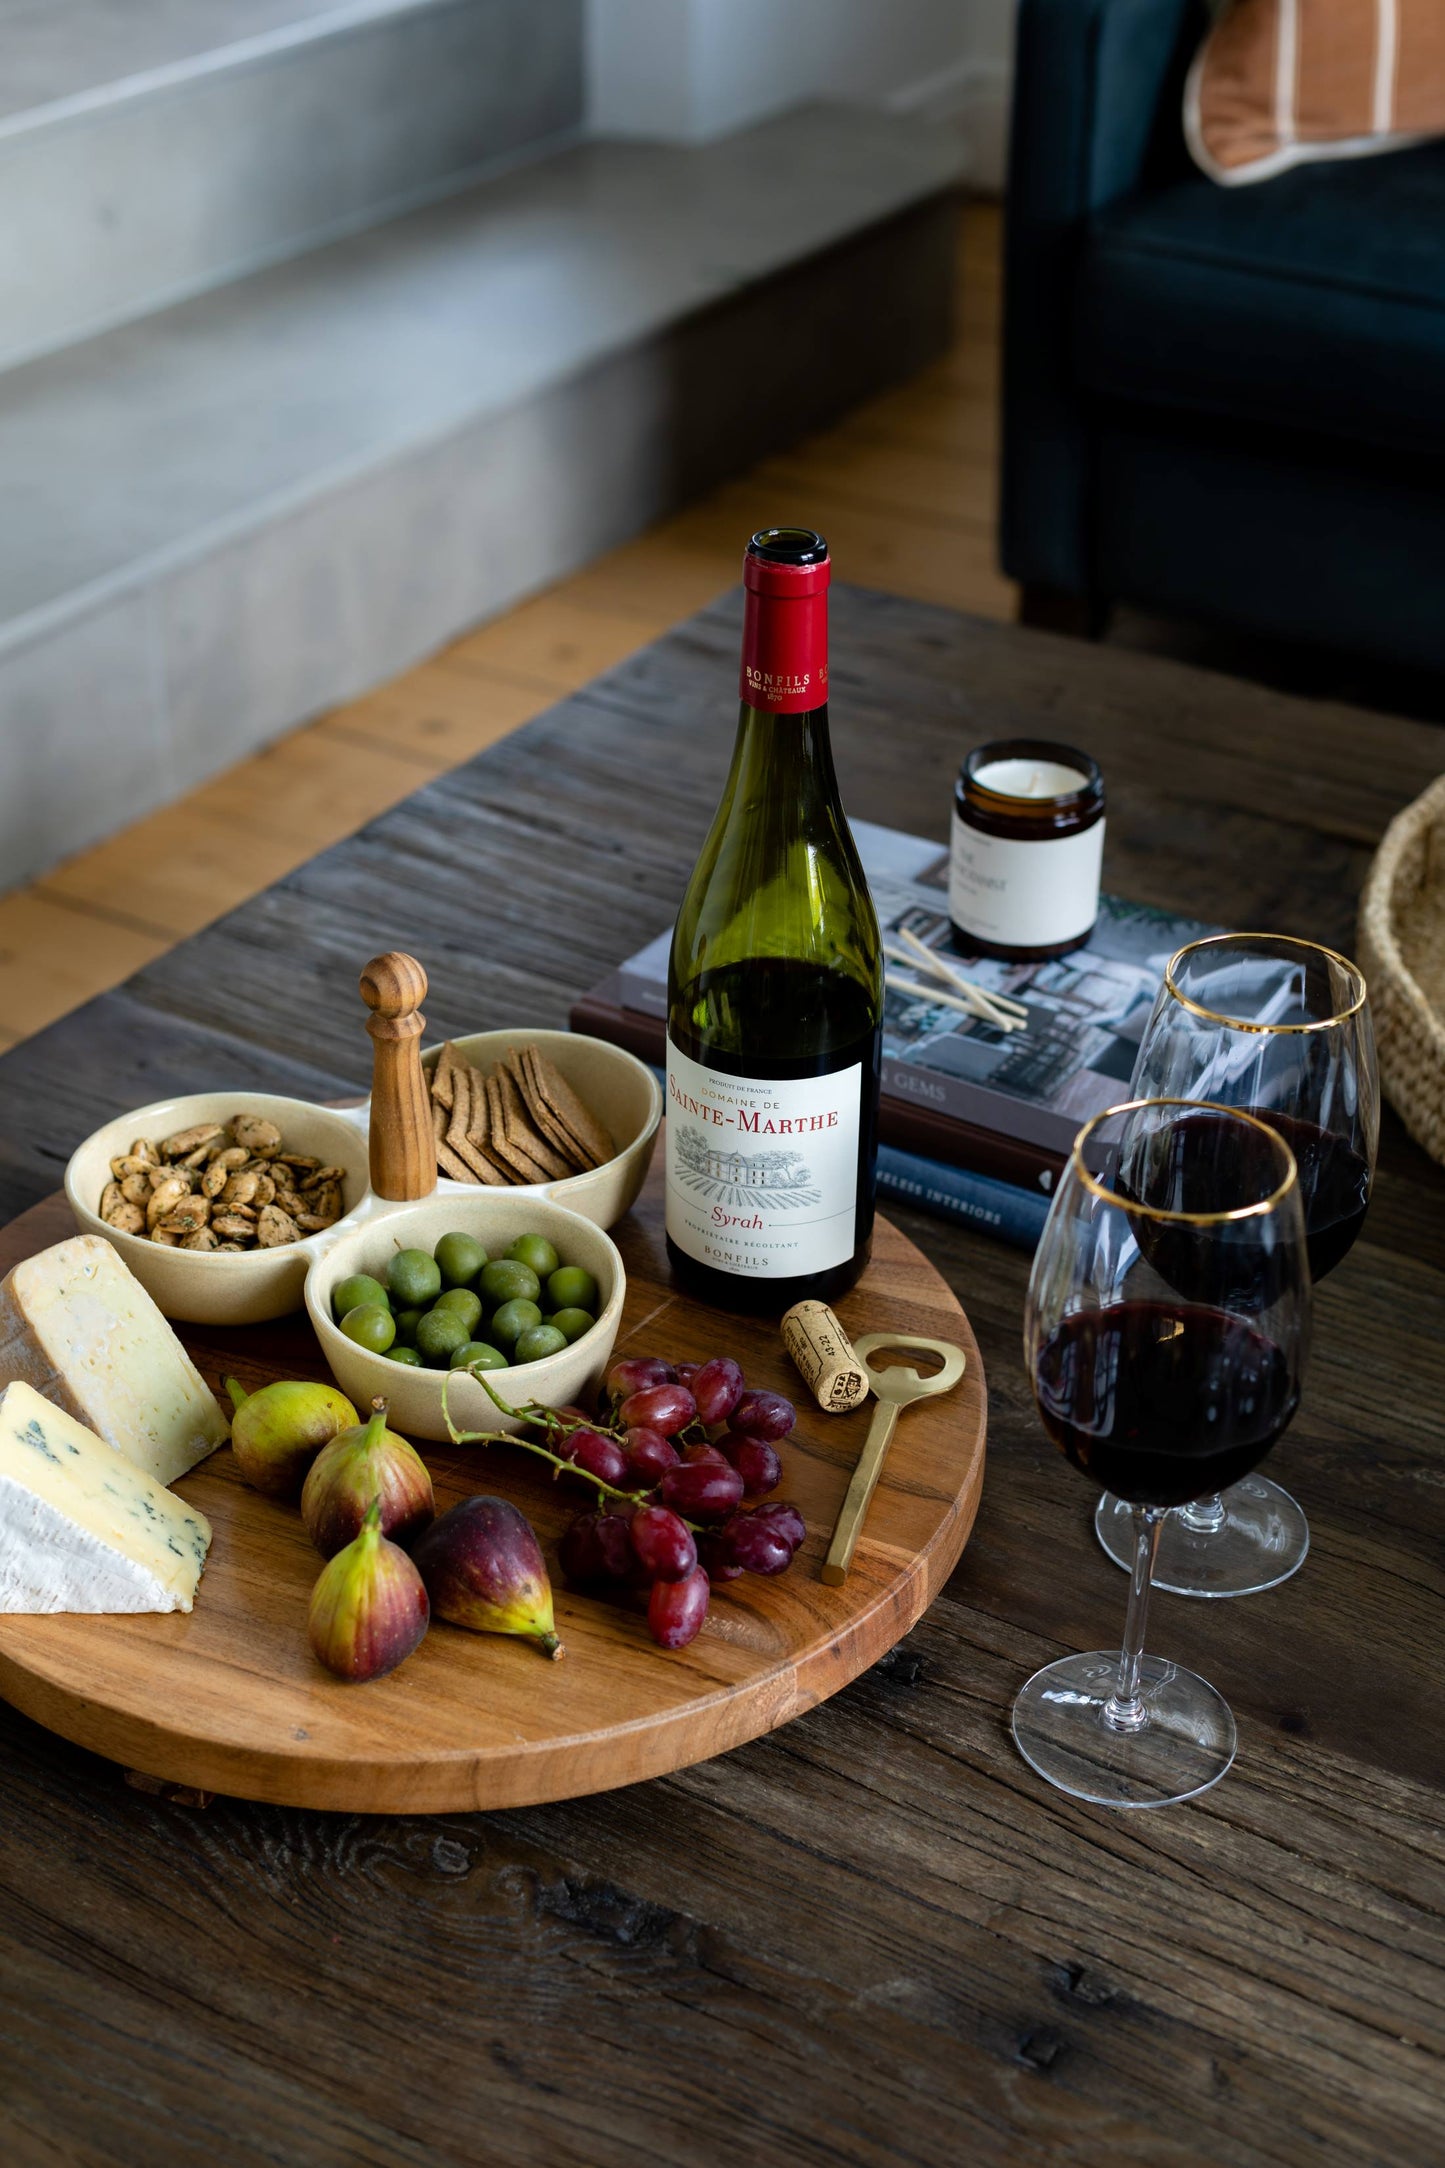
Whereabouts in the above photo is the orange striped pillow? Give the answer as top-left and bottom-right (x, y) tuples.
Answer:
(1186, 0), (1445, 185)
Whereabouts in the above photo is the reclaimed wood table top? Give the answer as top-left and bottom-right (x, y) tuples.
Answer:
(0, 585), (1442, 2168)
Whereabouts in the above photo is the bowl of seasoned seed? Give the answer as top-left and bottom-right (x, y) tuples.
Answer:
(414, 1029), (661, 1231)
(65, 1092), (372, 1324)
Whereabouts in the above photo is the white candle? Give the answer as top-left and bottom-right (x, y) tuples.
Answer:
(971, 757), (1088, 801)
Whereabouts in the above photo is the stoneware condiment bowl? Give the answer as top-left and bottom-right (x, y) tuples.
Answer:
(65, 1092), (372, 1326)
(419, 1028), (661, 1231)
(306, 1192), (625, 1443)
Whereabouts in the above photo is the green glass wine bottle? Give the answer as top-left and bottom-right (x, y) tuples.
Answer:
(665, 528), (883, 1313)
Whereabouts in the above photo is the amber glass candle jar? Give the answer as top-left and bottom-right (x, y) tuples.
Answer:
(949, 738), (1105, 961)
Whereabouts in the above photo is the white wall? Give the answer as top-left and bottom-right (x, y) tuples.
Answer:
(586, 0), (1013, 186)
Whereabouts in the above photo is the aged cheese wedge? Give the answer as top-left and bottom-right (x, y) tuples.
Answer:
(0, 1380), (211, 1613)
(0, 1236), (228, 1486)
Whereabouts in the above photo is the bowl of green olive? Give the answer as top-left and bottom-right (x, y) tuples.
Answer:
(306, 1192), (625, 1442)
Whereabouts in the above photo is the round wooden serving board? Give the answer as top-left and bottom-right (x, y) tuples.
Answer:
(0, 1165), (986, 1813)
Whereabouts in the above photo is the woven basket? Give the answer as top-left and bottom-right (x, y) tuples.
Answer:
(1358, 772), (1445, 1166)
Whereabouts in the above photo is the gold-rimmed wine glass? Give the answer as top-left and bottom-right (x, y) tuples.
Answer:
(1015, 1098), (1310, 1807)
(1096, 935), (1377, 1597)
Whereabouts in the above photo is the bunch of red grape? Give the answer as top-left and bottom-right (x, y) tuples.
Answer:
(543, 1354), (807, 1649)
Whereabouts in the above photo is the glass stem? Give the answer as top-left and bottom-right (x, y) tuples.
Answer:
(1177, 1491), (1227, 1536)
(1103, 1506), (1166, 1733)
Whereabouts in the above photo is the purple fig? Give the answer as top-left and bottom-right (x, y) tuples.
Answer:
(301, 1397), (434, 1558)
(308, 1500), (430, 1680)
(225, 1375), (358, 1499)
(412, 1495), (562, 1658)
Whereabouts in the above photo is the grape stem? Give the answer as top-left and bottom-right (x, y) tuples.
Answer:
(440, 1374), (709, 1533)
(440, 1375), (652, 1509)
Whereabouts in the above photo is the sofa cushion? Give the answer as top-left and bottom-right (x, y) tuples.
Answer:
(1075, 140), (1445, 460)
(1186, 0), (1445, 186)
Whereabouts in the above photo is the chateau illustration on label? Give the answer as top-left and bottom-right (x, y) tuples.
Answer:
(672, 1125), (822, 1212)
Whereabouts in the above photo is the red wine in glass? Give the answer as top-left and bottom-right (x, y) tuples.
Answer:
(1035, 1300), (1300, 1508)
(1094, 936), (1379, 1601)
(1257, 1113), (1371, 1281)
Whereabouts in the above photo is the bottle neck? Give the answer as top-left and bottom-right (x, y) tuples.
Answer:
(729, 700), (841, 823)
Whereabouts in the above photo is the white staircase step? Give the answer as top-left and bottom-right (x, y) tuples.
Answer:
(0, 0), (584, 369)
(0, 106), (963, 890)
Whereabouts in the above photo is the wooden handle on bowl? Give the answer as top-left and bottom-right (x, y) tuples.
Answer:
(360, 952), (436, 1202)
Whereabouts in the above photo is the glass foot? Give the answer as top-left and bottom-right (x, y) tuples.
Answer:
(1094, 1479), (1310, 1598)
(1011, 1651), (1236, 1808)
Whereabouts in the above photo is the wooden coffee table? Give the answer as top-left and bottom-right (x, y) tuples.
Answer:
(0, 588), (1441, 2167)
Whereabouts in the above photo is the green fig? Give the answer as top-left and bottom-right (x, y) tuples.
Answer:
(225, 1375), (358, 1499)
(308, 1500), (430, 1681)
(412, 1496), (562, 1658)
(301, 1396), (435, 1559)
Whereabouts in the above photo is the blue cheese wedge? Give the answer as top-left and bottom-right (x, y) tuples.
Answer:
(0, 1380), (211, 1612)
(0, 1236), (228, 1486)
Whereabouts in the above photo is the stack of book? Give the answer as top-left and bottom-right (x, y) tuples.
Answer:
(572, 822), (1216, 1250)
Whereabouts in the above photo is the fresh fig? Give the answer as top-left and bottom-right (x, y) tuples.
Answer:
(225, 1375), (358, 1498)
(308, 1500), (430, 1680)
(301, 1397), (435, 1558)
(412, 1496), (562, 1658)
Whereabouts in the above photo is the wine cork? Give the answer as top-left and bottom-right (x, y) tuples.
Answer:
(781, 1300), (869, 1414)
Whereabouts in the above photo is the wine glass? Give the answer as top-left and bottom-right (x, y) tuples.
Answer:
(1096, 935), (1377, 1597)
(1013, 1098), (1309, 1808)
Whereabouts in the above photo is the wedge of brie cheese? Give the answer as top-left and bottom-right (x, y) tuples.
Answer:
(0, 1236), (228, 1486)
(0, 1380), (211, 1612)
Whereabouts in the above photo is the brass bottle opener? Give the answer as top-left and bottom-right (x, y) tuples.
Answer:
(821, 1332), (968, 1586)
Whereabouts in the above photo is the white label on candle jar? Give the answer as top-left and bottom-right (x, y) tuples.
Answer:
(949, 807), (1105, 949)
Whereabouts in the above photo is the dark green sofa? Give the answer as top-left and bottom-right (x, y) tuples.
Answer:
(1001, 0), (1445, 671)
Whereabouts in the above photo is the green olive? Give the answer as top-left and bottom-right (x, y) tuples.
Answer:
(434, 1232), (487, 1289)
(507, 1233), (560, 1279)
(514, 1323), (568, 1365)
(489, 1297), (542, 1349)
(392, 1306), (425, 1346)
(340, 1302), (395, 1355)
(332, 1272), (389, 1322)
(547, 1306), (596, 1345)
(546, 1265), (598, 1314)
(388, 1248), (442, 1308)
(432, 1287), (483, 1335)
(414, 1306), (471, 1366)
(449, 1341), (510, 1373)
(385, 1345), (424, 1366)
(480, 1259), (540, 1307)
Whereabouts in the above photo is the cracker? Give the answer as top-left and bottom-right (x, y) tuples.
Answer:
(446, 1064), (506, 1185)
(431, 1041), (464, 1113)
(516, 1047), (597, 1169)
(519, 1094), (591, 1172)
(522, 1045), (614, 1168)
(432, 1099), (477, 1182)
(495, 1060), (576, 1181)
(483, 1074), (553, 1185)
(452, 1062), (511, 1184)
(507, 1049), (588, 1168)
(437, 1141), (479, 1183)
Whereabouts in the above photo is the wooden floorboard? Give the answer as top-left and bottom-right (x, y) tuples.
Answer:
(0, 203), (1011, 1046)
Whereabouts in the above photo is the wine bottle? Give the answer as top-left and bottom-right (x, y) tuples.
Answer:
(665, 528), (883, 1312)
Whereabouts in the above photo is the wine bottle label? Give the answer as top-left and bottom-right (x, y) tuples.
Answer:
(948, 807), (1105, 948)
(665, 1040), (862, 1280)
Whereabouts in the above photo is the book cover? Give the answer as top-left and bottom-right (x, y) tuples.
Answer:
(574, 820), (1218, 1190)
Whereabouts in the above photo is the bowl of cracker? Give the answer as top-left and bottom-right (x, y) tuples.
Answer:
(417, 1030), (661, 1231)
